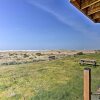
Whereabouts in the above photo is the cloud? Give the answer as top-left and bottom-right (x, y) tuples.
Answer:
(26, 0), (91, 32)
(26, 0), (73, 27)
(26, 0), (100, 41)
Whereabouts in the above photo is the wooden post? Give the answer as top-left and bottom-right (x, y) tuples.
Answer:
(84, 68), (91, 100)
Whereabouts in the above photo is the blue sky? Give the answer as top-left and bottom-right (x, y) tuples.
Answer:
(0, 0), (100, 50)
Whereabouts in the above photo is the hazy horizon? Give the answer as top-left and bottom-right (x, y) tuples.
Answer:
(0, 49), (99, 51)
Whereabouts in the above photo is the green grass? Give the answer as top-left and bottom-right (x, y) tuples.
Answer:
(0, 53), (99, 100)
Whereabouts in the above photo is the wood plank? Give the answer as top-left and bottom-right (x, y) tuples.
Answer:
(88, 3), (100, 15)
(70, 0), (80, 9)
(81, 0), (100, 10)
(84, 68), (91, 100)
(92, 12), (100, 19)
(95, 18), (100, 23)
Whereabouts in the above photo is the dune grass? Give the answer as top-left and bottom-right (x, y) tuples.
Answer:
(0, 53), (99, 100)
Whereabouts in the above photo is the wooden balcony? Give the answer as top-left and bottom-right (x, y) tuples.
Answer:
(70, 0), (100, 23)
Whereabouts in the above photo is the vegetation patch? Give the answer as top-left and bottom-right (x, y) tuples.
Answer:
(0, 53), (99, 99)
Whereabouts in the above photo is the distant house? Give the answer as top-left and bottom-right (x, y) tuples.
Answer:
(48, 56), (56, 61)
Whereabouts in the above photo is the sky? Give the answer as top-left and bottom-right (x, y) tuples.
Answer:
(0, 0), (100, 50)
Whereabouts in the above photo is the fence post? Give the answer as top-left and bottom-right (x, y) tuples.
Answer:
(84, 68), (91, 100)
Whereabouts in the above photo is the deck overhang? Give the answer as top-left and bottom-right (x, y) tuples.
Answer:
(70, 0), (100, 23)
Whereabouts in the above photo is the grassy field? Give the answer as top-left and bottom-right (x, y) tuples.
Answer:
(0, 53), (100, 100)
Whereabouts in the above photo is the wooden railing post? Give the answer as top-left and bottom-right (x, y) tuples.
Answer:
(84, 68), (91, 100)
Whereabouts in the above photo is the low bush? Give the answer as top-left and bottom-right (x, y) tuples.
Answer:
(23, 54), (29, 58)
(76, 52), (84, 55)
(36, 53), (42, 56)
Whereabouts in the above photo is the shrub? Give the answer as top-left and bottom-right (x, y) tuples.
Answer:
(23, 54), (29, 58)
(8, 61), (17, 65)
(95, 50), (100, 54)
(76, 52), (84, 55)
(29, 57), (33, 59)
(9, 53), (14, 56)
(36, 53), (42, 56)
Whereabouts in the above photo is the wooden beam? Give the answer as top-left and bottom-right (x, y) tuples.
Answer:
(84, 68), (91, 100)
(92, 12), (100, 19)
(95, 18), (100, 23)
(81, 0), (100, 10)
(88, 4), (100, 15)
(88, 6), (100, 17)
(70, 0), (80, 9)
